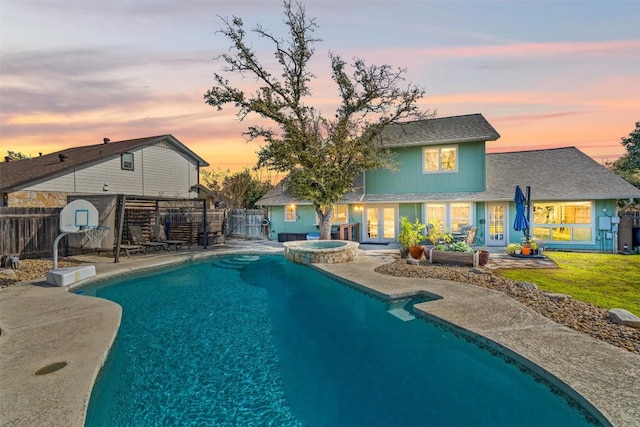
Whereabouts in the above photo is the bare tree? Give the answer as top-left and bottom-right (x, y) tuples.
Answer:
(204, 0), (429, 238)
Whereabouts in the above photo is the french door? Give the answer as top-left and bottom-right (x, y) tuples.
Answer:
(486, 203), (508, 246)
(363, 205), (397, 243)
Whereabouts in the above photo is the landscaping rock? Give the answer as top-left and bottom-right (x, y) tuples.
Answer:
(543, 292), (571, 302)
(608, 309), (640, 329)
(0, 269), (16, 277)
(515, 281), (538, 291)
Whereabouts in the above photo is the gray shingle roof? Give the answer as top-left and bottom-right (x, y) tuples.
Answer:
(257, 147), (640, 205)
(485, 146), (640, 201)
(0, 135), (209, 192)
(380, 113), (500, 148)
(257, 172), (365, 206)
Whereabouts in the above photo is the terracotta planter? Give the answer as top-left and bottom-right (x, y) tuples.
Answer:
(521, 246), (532, 256)
(478, 250), (490, 266)
(408, 245), (425, 259)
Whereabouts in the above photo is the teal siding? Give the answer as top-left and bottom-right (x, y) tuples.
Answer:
(266, 205), (319, 240)
(398, 203), (423, 223)
(475, 202), (486, 246)
(266, 204), (366, 241)
(366, 142), (486, 194)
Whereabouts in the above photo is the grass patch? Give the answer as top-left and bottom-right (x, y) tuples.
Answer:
(496, 251), (640, 314)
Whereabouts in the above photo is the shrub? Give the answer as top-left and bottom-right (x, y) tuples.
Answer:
(505, 243), (522, 255)
(398, 216), (426, 248)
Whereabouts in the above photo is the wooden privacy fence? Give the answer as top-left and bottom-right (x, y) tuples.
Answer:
(0, 207), (62, 257)
(0, 204), (265, 259)
(227, 209), (266, 239)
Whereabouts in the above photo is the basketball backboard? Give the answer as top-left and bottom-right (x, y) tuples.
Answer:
(59, 199), (99, 233)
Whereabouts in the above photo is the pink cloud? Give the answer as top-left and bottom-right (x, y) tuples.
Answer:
(337, 39), (640, 61)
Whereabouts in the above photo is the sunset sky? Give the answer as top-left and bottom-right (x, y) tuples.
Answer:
(1, 0), (639, 172)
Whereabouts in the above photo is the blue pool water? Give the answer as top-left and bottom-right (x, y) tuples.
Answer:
(83, 255), (599, 426)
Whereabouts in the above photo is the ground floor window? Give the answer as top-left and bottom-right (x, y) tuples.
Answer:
(424, 202), (472, 233)
(284, 204), (297, 222)
(532, 201), (593, 242)
(314, 205), (348, 224)
(332, 205), (348, 223)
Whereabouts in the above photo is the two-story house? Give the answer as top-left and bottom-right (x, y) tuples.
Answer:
(0, 135), (209, 207)
(257, 114), (640, 252)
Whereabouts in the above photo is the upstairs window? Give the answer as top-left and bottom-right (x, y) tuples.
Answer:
(121, 152), (134, 171)
(423, 145), (458, 173)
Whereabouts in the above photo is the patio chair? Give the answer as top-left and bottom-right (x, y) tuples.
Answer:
(112, 237), (145, 258)
(151, 224), (189, 251)
(463, 227), (478, 245)
(128, 225), (168, 252)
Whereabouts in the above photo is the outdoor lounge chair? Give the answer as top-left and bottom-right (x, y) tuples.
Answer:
(112, 238), (145, 257)
(128, 225), (168, 252)
(151, 224), (189, 251)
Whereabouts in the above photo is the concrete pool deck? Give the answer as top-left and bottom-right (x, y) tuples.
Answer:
(1, 240), (638, 426)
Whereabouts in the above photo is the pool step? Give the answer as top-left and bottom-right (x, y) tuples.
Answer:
(387, 297), (434, 322)
(211, 255), (266, 270)
(387, 301), (416, 321)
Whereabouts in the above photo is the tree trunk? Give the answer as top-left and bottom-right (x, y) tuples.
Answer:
(316, 206), (333, 240)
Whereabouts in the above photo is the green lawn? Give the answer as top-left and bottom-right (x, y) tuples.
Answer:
(496, 252), (640, 314)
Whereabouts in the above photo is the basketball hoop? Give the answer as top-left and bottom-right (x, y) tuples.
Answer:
(83, 226), (110, 249)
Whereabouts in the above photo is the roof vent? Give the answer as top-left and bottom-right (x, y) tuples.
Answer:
(103, 138), (110, 144)
(4, 156), (12, 162)
(58, 154), (68, 162)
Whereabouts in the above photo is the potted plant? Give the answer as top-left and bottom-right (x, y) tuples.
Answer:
(398, 216), (426, 259)
(505, 243), (521, 256)
(521, 239), (532, 256)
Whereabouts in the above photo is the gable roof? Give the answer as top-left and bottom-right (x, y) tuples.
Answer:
(380, 113), (500, 148)
(0, 135), (209, 192)
(484, 146), (640, 201)
(257, 147), (640, 205)
(257, 172), (366, 206)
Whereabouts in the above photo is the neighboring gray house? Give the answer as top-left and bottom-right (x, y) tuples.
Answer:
(257, 114), (640, 252)
(0, 135), (209, 207)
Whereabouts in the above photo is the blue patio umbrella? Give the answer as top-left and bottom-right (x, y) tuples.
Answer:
(513, 185), (530, 237)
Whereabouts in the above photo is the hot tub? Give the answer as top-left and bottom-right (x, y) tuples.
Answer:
(283, 240), (359, 264)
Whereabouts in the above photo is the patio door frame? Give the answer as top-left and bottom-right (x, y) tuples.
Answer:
(485, 202), (508, 247)
(362, 204), (397, 243)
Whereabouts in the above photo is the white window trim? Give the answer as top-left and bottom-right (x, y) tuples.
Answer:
(284, 204), (297, 223)
(121, 152), (134, 171)
(422, 144), (459, 174)
(424, 201), (474, 233)
(532, 200), (595, 244)
(314, 204), (349, 225)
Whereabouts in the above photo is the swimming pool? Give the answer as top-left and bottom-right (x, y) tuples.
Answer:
(83, 254), (600, 426)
